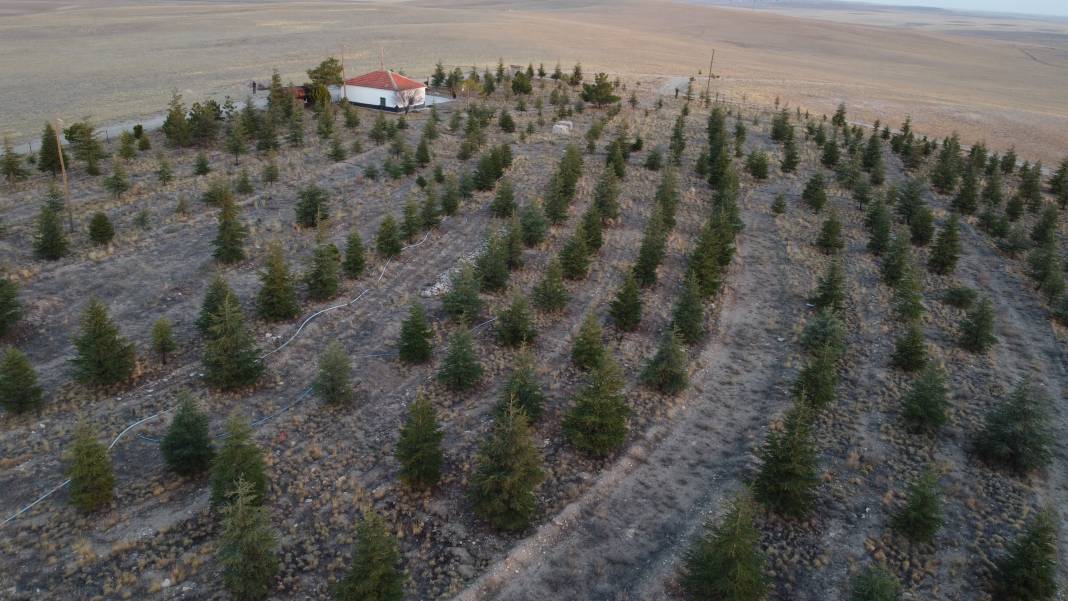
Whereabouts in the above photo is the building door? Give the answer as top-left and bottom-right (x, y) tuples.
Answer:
(379, 97), (386, 108)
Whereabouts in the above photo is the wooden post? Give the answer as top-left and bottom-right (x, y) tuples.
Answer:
(53, 118), (73, 232)
(704, 50), (715, 101)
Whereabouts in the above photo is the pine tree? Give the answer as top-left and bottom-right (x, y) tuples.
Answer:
(421, 185), (441, 229)
(71, 298), (135, 387)
(496, 295), (536, 347)
(441, 175), (461, 216)
(973, 381), (1052, 474)
(442, 265), (484, 323)
(793, 347), (839, 409)
(959, 296), (997, 353)
(802, 174), (827, 212)
(781, 132), (800, 173)
(532, 259), (568, 313)
(633, 209), (667, 287)
(161, 392), (214, 476)
(211, 413), (268, 505)
(499, 351), (545, 422)
(203, 295), (263, 390)
(564, 354), (629, 456)
(256, 243), (299, 322)
(437, 330), (483, 392)
(892, 263), (924, 323)
(235, 169), (254, 195)
(821, 136), (840, 168)
(393, 301), (432, 366)
(800, 309), (846, 360)
(850, 566), (902, 601)
(66, 421), (115, 512)
(753, 405), (818, 518)
(37, 122), (68, 176)
(609, 272), (642, 332)
(86, 212), (114, 246)
(468, 402), (544, 531)
(866, 198), (891, 256)
(315, 340), (353, 405)
(2, 137), (27, 186)
(891, 469), (942, 543)
(213, 195), (247, 264)
(503, 213), (524, 270)
(294, 184), (329, 228)
(909, 206), (934, 246)
(902, 364), (948, 433)
(33, 205), (68, 260)
(218, 479), (279, 601)
(579, 203), (604, 252)
(989, 509), (1058, 601)
(0, 347), (43, 414)
(816, 211), (844, 254)
(375, 214), (403, 258)
(156, 155), (174, 185)
(559, 231), (590, 280)
(151, 317), (177, 364)
(811, 260), (845, 314)
(680, 491), (768, 601)
(641, 328), (688, 394)
(672, 272), (706, 344)
(928, 215), (961, 275)
(334, 511), (406, 601)
(953, 165), (979, 214)
(395, 392), (444, 490)
(571, 313), (604, 370)
(197, 274), (236, 335)
(881, 233), (911, 286)
(593, 168), (621, 221)
(305, 243), (341, 301)
(891, 321), (927, 372)
(476, 233), (510, 292)
(194, 151), (211, 176)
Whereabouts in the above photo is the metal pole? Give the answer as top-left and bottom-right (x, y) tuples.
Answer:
(53, 118), (73, 232)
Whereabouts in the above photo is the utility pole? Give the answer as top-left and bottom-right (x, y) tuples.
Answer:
(53, 118), (73, 232)
(704, 50), (715, 101)
(379, 46), (385, 72)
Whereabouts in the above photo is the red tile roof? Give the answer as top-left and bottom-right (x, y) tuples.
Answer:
(344, 70), (424, 92)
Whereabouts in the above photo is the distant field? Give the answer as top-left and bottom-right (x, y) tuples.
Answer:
(0, 0), (1066, 163)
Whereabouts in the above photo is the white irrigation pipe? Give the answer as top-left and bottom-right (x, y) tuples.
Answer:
(2, 225), (445, 527)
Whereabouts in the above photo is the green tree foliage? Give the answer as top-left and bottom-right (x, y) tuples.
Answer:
(197, 275), (236, 335)
(519, 202), (548, 247)
(928, 215), (961, 274)
(794, 347), (839, 409)
(850, 566), (902, 601)
(211, 413), (267, 506)
(213, 195), (247, 264)
(468, 402), (544, 531)
(315, 340), (353, 405)
(194, 151), (211, 176)
(571, 313), (605, 370)
(802, 174), (827, 212)
(891, 263), (924, 323)
(496, 295), (536, 347)
(398, 301), (433, 364)
(988, 509), (1059, 601)
(218, 479), (279, 601)
(609, 273), (642, 332)
(161, 392), (214, 476)
(203, 295), (263, 390)
(559, 231), (590, 280)
(395, 392), (444, 490)
(816, 211), (844, 254)
(632, 210), (667, 287)
(866, 198), (891, 256)
(593, 168), (621, 221)
(151, 317), (177, 364)
(953, 165), (979, 214)
(959, 296), (997, 353)
(641, 328), (688, 394)
(891, 321), (927, 372)
(680, 490), (768, 601)
(87, 212), (114, 246)
(34, 205), (69, 261)
(671, 273), (706, 345)
(811, 260), (846, 314)
(295, 184), (329, 228)
(909, 206), (934, 246)
(442, 265), (484, 323)
(564, 354), (629, 455)
(375, 214), (403, 258)
(157, 155), (174, 184)
(901, 364), (948, 433)
(800, 309), (846, 360)
(745, 151), (769, 179)
(973, 381), (1053, 474)
(37, 122), (68, 176)
(821, 136), (840, 168)
(71, 298), (135, 387)
(891, 469), (942, 543)
(532, 259), (568, 313)
(256, 243), (299, 322)
(305, 243), (341, 301)
(881, 233), (911, 287)
(930, 134), (962, 194)
(476, 233), (511, 292)
(66, 421), (114, 512)
(334, 511), (407, 601)
(580, 72), (620, 106)
(754, 405), (818, 518)
(499, 351), (545, 422)
(437, 330), (483, 392)
(0, 347), (43, 414)
(489, 177), (517, 218)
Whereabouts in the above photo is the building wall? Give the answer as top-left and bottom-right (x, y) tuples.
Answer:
(343, 85), (425, 110)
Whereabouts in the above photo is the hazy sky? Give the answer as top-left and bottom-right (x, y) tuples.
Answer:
(859, 0), (1068, 17)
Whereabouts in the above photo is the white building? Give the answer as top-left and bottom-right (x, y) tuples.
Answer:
(343, 70), (426, 112)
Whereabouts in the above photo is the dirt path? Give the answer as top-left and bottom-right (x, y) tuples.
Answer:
(455, 186), (806, 600)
